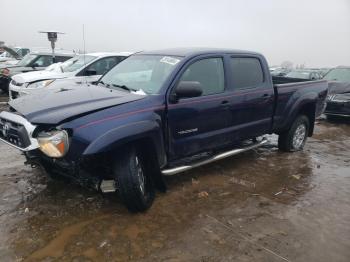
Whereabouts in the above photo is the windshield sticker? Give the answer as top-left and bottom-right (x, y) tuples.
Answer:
(160, 56), (180, 66)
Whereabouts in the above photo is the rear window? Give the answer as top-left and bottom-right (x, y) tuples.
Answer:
(230, 57), (264, 89)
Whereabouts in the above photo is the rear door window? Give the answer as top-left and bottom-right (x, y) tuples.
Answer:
(33, 55), (53, 67)
(179, 58), (225, 96)
(230, 57), (264, 89)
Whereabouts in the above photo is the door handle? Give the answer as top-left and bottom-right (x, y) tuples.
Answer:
(221, 100), (229, 105)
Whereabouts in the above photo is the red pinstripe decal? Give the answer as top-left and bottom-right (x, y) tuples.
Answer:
(76, 106), (165, 130)
(76, 88), (281, 130)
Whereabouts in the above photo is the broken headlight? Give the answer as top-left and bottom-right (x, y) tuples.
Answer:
(37, 130), (69, 158)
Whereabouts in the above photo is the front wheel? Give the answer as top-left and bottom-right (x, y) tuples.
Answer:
(113, 146), (155, 212)
(278, 115), (310, 152)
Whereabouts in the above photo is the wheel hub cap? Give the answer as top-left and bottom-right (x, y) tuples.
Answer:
(292, 124), (306, 149)
(135, 156), (145, 194)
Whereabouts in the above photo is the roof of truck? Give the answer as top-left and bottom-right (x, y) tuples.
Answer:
(140, 47), (260, 57)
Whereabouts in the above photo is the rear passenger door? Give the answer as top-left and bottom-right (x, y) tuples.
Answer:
(227, 56), (274, 140)
(167, 56), (233, 159)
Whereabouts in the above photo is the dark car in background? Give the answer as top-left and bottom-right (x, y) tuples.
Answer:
(0, 50), (74, 94)
(323, 66), (350, 119)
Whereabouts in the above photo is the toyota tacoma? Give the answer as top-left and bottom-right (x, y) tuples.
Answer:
(0, 48), (328, 212)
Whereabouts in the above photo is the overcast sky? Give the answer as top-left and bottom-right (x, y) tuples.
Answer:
(2, 0), (350, 67)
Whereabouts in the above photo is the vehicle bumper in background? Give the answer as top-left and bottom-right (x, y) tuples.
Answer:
(8, 83), (29, 100)
(324, 101), (350, 117)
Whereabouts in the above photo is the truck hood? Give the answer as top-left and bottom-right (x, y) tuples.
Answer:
(12, 70), (72, 84)
(9, 84), (146, 125)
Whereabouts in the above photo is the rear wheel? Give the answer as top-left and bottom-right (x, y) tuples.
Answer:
(113, 146), (155, 212)
(278, 115), (310, 152)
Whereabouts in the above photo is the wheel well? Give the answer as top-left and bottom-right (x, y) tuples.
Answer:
(114, 138), (167, 192)
(298, 103), (316, 136)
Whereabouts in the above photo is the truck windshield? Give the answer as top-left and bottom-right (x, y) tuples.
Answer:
(17, 54), (38, 66)
(323, 68), (350, 82)
(100, 55), (182, 94)
(61, 55), (96, 72)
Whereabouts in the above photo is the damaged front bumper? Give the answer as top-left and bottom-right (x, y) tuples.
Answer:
(24, 150), (107, 191)
(0, 111), (112, 192)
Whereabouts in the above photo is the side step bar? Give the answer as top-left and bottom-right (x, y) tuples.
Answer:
(161, 138), (268, 176)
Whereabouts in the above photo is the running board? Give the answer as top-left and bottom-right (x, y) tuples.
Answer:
(161, 138), (268, 176)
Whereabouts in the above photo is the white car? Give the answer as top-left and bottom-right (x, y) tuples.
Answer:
(0, 47), (30, 64)
(9, 52), (133, 100)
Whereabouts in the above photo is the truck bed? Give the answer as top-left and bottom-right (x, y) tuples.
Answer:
(272, 77), (328, 132)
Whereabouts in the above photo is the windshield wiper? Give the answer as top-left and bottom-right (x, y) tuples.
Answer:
(111, 84), (136, 92)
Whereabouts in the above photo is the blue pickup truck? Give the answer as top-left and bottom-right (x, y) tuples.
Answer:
(0, 48), (328, 212)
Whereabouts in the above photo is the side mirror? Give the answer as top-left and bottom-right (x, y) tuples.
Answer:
(32, 63), (39, 68)
(173, 81), (202, 101)
(85, 69), (97, 76)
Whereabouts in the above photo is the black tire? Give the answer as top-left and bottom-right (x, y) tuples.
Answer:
(113, 146), (155, 212)
(278, 115), (310, 152)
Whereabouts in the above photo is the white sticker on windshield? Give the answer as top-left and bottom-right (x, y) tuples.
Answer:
(160, 56), (180, 65)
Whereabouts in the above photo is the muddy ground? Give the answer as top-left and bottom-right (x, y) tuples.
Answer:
(0, 101), (349, 261)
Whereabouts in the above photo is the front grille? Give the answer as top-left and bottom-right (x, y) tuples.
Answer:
(0, 117), (31, 148)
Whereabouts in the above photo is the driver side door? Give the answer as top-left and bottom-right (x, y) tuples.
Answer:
(167, 56), (232, 160)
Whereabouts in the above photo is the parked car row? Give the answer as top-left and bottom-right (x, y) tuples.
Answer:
(0, 46), (31, 64)
(0, 50), (75, 93)
(0, 47), (330, 212)
(8, 52), (132, 100)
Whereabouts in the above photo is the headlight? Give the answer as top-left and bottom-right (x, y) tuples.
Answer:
(27, 79), (55, 89)
(37, 130), (69, 158)
(326, 94), (335, 101)
(331, 94), (350, 103)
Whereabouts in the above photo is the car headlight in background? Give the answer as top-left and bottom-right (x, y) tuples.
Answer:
(37, 130), (69, 158)
(330, 94), (350, 103)
(27, 79), (55, 89)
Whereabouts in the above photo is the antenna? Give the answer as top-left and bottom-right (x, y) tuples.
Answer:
(82, 24), (88, 84)
(39, 30), (65, 63)
(82, 24), (86, 65)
